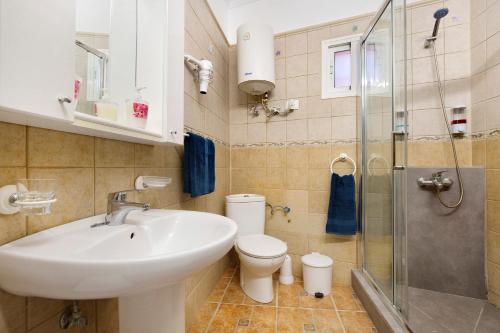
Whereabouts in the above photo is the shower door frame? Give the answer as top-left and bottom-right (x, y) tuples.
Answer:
(359, 0), (408, 324)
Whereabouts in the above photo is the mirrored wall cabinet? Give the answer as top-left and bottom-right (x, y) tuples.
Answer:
(0, 0), (184, 145)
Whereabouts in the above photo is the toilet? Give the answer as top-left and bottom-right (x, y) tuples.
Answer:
(226, 194), (287, 303)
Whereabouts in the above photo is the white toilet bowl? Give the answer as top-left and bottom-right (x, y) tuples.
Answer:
(235, 234), (287, 303)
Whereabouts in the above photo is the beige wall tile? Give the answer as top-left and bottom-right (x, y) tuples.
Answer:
(231, 148), (249, 168)
(27, 297), (66, 330)
(486, 63), (500, 99)
(232, 168), (248, 188)
(286, 120), (308, 142)
(486, 137), (500, 168)
(332, 115), (356, 140)
(472, 139), (486, 166)
(267, 147), (285, 168)
(246, 148), (267, 168)
(94, 168), (135, 214)
(307, 74), (321, 97)
(266, 121), (287, 144)
(27, 168), (94, 234)
(445, 51), (470, 81)
(95, 138), (134, 168)
(486, 30), (500, 69)
(286, 168), (309, 190)
(97, 299), (119, 333)
(0, 168), (26, 246)
(331, 97), (356, 117)
(286, 54), (308, 78)
(28, 128), (94, 167)
(269, 78), (287, 101)
(286, 190), (308, 213)
(308, 96), (331, 118)
(486, 0), (500, 38)
(0, 122), (26, 167)
(230, 124), (247, 145)
(286, 146), (308, 169)
(412, 55), (444, 84)
(0, 290), (26, 333)
(266, 168), (285, 189)
(247, 123), (266, 144)
(308, 118), (332, 141)
(487, 200), (500, 233)
(274, 37), (286, 58)
(308, 145), (331, 169)
(307, 52), (321, 75)
(308, 190), (330, 214)
(307, 27), (330, 53)
(286, 32), (308, 56)
(445, 24), (470, 53)
(275, 58), (286, 79)
(286, 76), (308, 99)
(487, 169), (500, 201)
(309, 169), (331, 191)
(487, 231), (500, 264)
(247, 168), (267, 188)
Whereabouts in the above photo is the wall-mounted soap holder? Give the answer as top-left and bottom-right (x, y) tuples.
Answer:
(135, 176), (171, 190)
(0, 179), (57, 215)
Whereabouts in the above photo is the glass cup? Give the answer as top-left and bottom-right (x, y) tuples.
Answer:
(16, 179), (57, 215)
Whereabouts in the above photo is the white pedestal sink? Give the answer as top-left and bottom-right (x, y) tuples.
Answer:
(0, 210), (237, 333)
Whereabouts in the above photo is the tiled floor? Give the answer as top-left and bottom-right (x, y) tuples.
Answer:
(188, 266), (376, 333)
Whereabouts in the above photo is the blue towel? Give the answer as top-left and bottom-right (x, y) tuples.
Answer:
(183, 133), (215, 197)
(326, 173), (356, 235)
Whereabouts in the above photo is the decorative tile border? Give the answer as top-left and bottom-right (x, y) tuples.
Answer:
(471, 130), (500, 139)
(230, 139), (359, 149)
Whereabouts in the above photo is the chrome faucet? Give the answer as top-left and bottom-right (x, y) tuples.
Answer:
(417, 170), (453, 191)
(92, 191), (151, 227)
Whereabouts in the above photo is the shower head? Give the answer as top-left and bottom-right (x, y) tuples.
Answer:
(424, 7), (449, 48)
(434, 8), (449, 19)
(431, 8), (449, 37)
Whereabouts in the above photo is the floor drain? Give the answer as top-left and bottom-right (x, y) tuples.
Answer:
(304, 323), (316, 331)
(238, 319), (250, 327)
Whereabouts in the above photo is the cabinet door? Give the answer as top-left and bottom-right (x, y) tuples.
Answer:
(0, 0), (75, 122)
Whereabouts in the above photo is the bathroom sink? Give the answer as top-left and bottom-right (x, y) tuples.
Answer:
(0, 209), (237, 333)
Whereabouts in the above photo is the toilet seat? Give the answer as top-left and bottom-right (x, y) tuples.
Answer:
(236, 234), (287, 259)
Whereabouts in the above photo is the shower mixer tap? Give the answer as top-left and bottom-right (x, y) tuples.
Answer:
(417, 171), (453, 191)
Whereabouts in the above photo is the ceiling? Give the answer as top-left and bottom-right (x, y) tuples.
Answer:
(226, 0), (262, 9)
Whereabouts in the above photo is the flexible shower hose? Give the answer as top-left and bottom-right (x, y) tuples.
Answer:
(429, 41), (464, 208)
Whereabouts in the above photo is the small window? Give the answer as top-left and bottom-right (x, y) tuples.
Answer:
(322, 35), (361, 99)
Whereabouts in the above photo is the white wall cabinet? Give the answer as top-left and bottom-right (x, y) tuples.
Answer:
(0, 0), (184, 145)
(0, 0), (75, 123)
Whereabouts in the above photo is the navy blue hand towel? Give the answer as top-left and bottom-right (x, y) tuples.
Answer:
(326, 173), (356, 236)
(183, 133), (215, 197)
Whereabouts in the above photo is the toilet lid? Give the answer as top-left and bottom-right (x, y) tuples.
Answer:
(237, 235), (287, 259)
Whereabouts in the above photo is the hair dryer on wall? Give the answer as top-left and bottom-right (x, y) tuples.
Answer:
(184, 55), (213, 94)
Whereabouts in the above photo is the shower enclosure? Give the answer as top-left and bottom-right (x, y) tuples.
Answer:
(359, 0), (500, 331)
(360, 0), (408, 324)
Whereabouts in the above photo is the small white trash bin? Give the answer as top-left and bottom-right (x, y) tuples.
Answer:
(301, 252), (333, 296)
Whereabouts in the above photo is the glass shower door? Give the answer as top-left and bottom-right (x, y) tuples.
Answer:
(361, 0), (407, 315)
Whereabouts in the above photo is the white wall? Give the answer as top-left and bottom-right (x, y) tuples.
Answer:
(209, 0), (426, 44)
(222, 0), (385, 44)
(207, 0), (229, 35)
(76, 0), (111, 33)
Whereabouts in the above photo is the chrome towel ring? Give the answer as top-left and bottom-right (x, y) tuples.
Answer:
(330, 153), (356, 175)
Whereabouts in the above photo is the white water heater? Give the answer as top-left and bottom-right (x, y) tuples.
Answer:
(237, 23), (275, 95)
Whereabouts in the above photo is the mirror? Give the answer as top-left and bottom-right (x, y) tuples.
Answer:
(74, 0), (165, 132)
